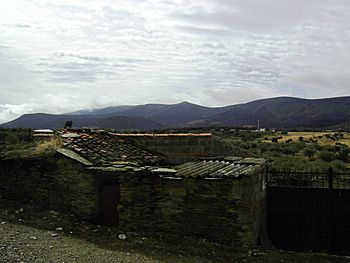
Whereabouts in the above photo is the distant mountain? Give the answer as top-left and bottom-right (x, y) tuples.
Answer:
(108, 101), (229, 126)
(209, 96), (350, 128)
(1, 113), (164, 130)
(2, 96), (350, 130)
(68, 105), (134, 116)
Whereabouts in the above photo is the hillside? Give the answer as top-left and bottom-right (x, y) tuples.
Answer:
(68, 105), (134, 116)
(110, 101), (229, 126)
(1, 96), (350, 130)
(0, 113), (164, 130)
(209, 97), (350, 128)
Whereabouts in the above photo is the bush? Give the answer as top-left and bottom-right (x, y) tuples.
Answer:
(319, 150), (336, 162)
(331, 160), (347, 170)
(323, 145), (338, 152)
(282, 144), (299, 155)
(304, 148), (317, 158)
(262, 150), (283, 158)
(338, 147), (350, 162)
(5, 134), (20, 145)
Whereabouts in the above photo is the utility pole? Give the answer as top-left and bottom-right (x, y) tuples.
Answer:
(257, 120), (260, 130)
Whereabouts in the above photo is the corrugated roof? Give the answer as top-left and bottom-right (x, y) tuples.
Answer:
(175, 158), (265, 178)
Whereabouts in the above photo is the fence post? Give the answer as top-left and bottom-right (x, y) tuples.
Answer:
(328, 167), (333, 189)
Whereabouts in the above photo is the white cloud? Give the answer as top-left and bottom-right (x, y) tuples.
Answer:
(0, 0), (349, 123)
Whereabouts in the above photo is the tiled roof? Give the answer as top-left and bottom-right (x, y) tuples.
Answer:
(174, 157), (266, 178)
(59, 131), (164, 167)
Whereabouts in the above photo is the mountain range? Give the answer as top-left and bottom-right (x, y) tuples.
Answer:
(1, 96), (350, 130)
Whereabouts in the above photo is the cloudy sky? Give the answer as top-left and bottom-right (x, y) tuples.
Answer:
(0, 0), (349, 122)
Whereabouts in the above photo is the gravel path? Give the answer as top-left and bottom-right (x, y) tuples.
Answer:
(0, 220), (164, 263)
(1, 202), (350, 263)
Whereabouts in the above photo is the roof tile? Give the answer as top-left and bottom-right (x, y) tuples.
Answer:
(59, 131), (165, 167)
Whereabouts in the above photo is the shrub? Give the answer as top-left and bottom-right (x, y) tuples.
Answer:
(331, 160), (347, 170)
(281, 144), (299, 155)
(338, 147), (350, 162)
(304, 148), (317, 158)
(319, 150), (336, 162)
(34, 137), (62, 154)
(5, 134), (20, 145)
(271, 138), (278, 143)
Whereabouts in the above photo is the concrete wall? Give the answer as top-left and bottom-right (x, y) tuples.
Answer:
(125, 135), (234, 164)
(0, 154), (99, 219)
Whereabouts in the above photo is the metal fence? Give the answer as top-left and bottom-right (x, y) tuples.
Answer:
(267, 168), (350, 189)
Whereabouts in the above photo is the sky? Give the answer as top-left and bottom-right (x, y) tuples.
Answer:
(0, 0), (350, 123)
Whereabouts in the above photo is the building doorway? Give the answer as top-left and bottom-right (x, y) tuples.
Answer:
(99, 183), (120, 226)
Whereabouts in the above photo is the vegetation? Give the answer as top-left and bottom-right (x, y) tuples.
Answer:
(0, 128), (61, 159)
(0, 128), (32, 145)
(218, 129), (350, 171)
(1, 127), (350, 171)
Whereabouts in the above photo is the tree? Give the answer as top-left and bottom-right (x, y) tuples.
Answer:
(64, 121), (73, 129)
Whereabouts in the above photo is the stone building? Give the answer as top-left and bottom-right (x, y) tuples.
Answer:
(0, 129), (267, 249)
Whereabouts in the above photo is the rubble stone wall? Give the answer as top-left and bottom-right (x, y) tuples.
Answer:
(0, 155), (99, 218)
(0, 154), (266, 249)
(117, 166), (266, 249)
(127, 135), (233, 164)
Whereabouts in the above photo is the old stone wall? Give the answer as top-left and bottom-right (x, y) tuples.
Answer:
(117, 167), (266, 249)
(0, 153), (266, 249)
(0, 154), (99, 218)
(126, 135), (234, 164)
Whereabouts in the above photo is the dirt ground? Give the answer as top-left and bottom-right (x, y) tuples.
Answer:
(1, 200), (350, 263)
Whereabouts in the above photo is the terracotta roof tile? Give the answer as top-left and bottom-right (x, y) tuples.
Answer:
(60, 131), (164, 166)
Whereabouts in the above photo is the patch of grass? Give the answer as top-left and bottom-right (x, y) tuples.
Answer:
(0, 137), (62, 160)
(33, 137), (62, 154)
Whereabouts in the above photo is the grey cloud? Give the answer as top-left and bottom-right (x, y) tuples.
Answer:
(200, 42), (226, 49)
(0, 0), (349, 123)
(4, 23), (32, 28)
(175, 25), (232, 36)
(173, 0), (328, 32)
(120, 58), (151, 64)
(55, 52), (109, 62)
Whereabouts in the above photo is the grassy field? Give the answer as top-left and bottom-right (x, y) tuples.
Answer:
(262, 131), (350, 146)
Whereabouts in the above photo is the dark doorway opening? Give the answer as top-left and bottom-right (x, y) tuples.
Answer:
(99, 182), (120, 226)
